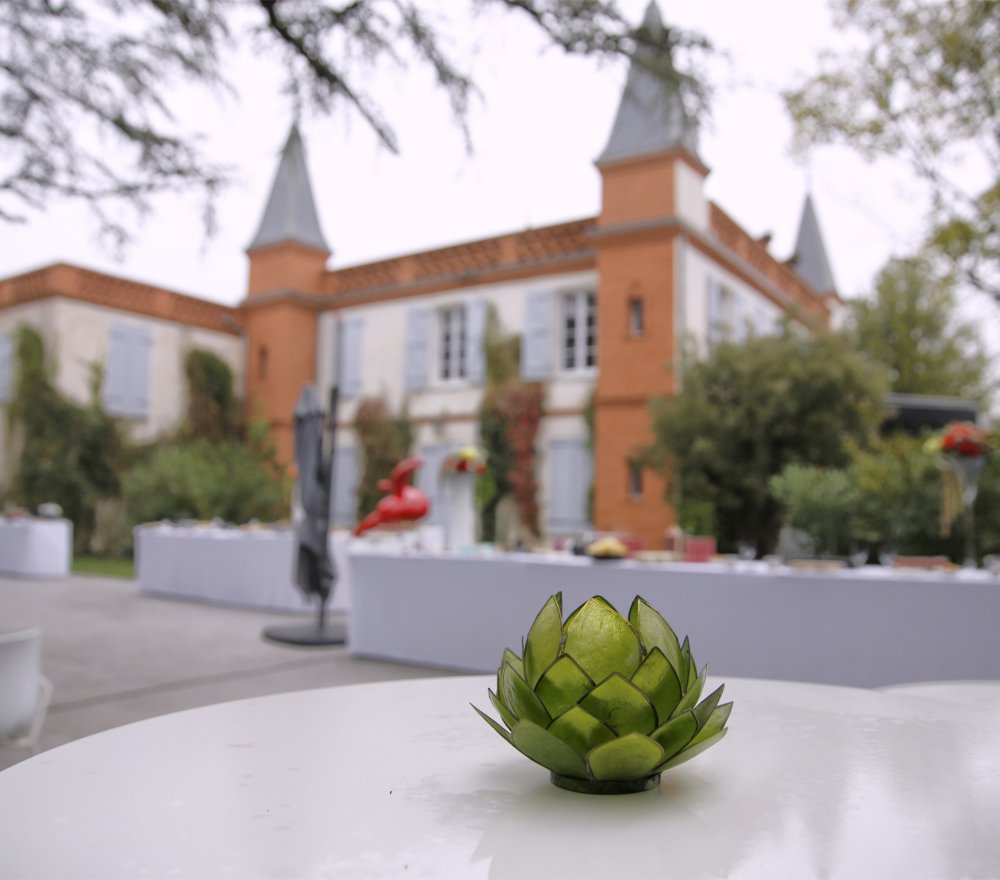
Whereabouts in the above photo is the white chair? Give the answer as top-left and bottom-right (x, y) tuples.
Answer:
(0, 628), (54, 754)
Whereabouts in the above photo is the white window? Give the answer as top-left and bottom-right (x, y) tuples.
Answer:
(707, 278), (734, 348)
(628, 297), (644, 338)
(561, 290), (596, 371)
(439, 305), (467, 381)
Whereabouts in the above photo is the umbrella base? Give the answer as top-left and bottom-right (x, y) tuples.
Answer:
(263, 619), (347, 646)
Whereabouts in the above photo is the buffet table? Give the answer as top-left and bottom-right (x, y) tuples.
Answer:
(0, 517), (72, 577)
(348, 549), (1000, 687)
(135, 525), (351, 613)
(0, 675), (996, 878)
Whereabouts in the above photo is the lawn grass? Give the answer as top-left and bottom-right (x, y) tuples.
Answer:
(72, 556), (136, 579)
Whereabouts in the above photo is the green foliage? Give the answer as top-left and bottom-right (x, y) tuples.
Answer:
(770, 464), (863, 556)
(784, 0), (999, 301)
(184, 348), (239, 443)
(6, 324), (127, 552)
(354, 397), (413, 521)
(770, 433), (1000, 563)
(123, 439), (287, 525)
(846, 257), (993, 406)
(648, 328), (887, 553)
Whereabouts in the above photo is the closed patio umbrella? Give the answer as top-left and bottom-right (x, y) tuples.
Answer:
(264, 385), (345, 646)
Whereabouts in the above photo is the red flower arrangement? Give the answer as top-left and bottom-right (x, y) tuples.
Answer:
(442, 446), (487, 475)
(940, 422), (991, 459)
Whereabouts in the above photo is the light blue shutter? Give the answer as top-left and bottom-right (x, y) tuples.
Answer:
(732, 293), (747, 343)
(103, 323), (131, 415)
(331, 446), (359, 526)
(521, 291), (552, 380)
(405, 307), (430, 390)
(129, 325), (152, 417)
(338, 317), (364, 396)
(466, 299), (487, 384)
(417, 444), (451, 526)
(548, 438), (592, 532)
(0, 332), (12, 403)
(706, 279), (723, 346)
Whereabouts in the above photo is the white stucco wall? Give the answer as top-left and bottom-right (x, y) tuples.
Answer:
(317, 269), (599, 536)
(0, 298), (244, 486)
(675, 162), (709, 231)
(680, 245), (785, 356)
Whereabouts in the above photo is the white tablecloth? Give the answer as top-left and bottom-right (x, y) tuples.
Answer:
(0, 675), (996, 878)
(135, 526), (351, 613)
(0, 517), (72, 577)
(348, 549), (1000, 686)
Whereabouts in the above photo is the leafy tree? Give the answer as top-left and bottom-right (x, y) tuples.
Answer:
(845, 256), (993, 407)
(123, 438), (287, 525)
(647, 329), (887, 553)
(784, 0), (1000, 301)
(184, 348), (239, 443)
(2, 0), (710, 247)
(769, 464), (863, 556)
(6, 325), (127, 551)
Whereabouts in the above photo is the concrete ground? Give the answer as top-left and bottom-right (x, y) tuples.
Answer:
(0, 574), (457, 772)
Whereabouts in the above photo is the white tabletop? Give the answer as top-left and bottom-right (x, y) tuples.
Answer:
(1, 675), (997, 878)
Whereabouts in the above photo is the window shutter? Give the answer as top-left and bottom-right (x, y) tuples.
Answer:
(103, 323), (131, 416)
(466, 299), (487, 384)
(338, 317), (364, 396)
(732, 293), (746, 343)
(417, 444), (451, 526)
(0, 332), (12, 403)
(331, 446), (359, 527)
(129, 325), (152, 418)
(706, 278), (723, 345)
(521, 291), (552, 380)
(548, 438), (592, 532)
(404, 307), (430, 390)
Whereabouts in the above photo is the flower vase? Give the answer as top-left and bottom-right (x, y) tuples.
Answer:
(442, 471), (477, 552)
(952, 456), (986, 568)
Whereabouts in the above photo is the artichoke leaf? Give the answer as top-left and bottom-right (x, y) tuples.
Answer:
(523, 593), (564, 688)
(564, 596), (642, 682)
(691, 702), (733, 747)
(671, 665), (707, 719)
(628, 597), (684, 677)
(500, 661), (551, 727)
(512, 719), (589, 778)
(548, 705), (617, 756)
(579, 672), (657, 736)
(535, 654), (594, 717)
(658, 728), (728, 771)
(588, 732), (666, 781)
(501, 648), (524, 680)
(489, 688), (518, 731)
(472, 703), (513, 743)
(630, 647), (683, 726)
(650, 709), (698, 761)
(680, 636), (692, 686)
(692, 684), (725, 730)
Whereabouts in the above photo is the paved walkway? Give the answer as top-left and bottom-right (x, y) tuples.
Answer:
(0, 575), (456, 771)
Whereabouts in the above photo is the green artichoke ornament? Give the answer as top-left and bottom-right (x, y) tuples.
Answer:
(473, 593), (732, 794)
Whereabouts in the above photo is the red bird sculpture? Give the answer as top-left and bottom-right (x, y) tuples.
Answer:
(353, 457), (431, 536)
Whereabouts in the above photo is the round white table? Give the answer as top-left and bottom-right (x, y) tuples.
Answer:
(0, 676), (997, 878)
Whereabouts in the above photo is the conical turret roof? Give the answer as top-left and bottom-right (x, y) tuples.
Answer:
(792, 194), (837, 294)
(597, 1), (700, 164)
(248, 124), (330, 253)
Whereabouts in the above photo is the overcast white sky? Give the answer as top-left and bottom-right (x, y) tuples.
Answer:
(0, 0), (994, 345)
